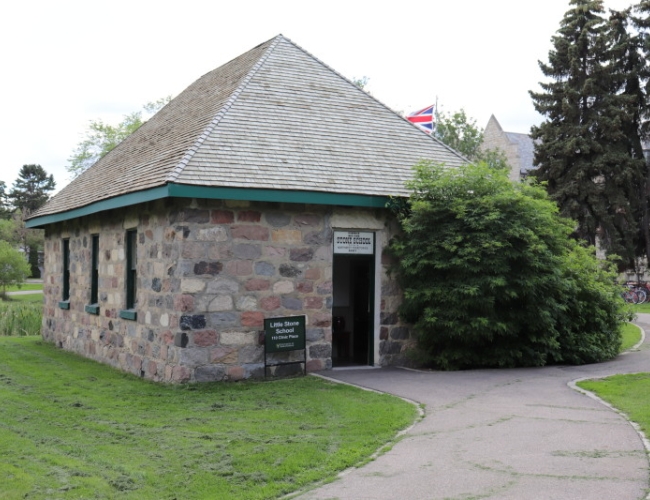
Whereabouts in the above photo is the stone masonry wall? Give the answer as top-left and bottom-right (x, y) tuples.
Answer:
(41, 198), (412, 382)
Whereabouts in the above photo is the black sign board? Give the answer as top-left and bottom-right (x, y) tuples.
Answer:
(264, 315), (306, 353)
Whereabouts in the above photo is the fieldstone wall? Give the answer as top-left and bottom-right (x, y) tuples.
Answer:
(41, 198), (412, 382)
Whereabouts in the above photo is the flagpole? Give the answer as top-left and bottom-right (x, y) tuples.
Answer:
(434, 95), (439, 133)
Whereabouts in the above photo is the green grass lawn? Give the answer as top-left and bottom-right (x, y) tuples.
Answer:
(577, 374), (650, 443)
(620, 322), (642, 352)
(3, 283), (43, 292)
(631, 301), (650, 313)
(3, 293), (43, 303)
(0, 337), (417, 499)
(577, 320), (648, 458)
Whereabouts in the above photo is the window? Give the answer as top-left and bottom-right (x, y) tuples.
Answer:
(120, 229), (137, 320)
(59, 239), (70, 309)
(85, 235), (99, 315)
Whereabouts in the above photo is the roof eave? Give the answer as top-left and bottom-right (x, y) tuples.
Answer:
(25, 183), (394, 228)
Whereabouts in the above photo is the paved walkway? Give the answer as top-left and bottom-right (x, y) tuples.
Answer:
(299, 314), (650, 500)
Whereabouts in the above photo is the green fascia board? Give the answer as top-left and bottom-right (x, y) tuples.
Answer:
(25, 186), (169, 228)
(167, 184), (391, 207)
(26, 183), (392, 227)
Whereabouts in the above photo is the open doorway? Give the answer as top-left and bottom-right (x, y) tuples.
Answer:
(332, 231), (375, 367)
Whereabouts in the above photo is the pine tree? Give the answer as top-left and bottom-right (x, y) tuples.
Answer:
(7, 165), (55, 278)
(530, 0), (644, 267)
(633, 1), (650, 267)
(7, 164), (55, 215)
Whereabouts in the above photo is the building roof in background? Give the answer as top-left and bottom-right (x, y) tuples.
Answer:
(504, 131), (536, 176)
(29, 35), (466, 224)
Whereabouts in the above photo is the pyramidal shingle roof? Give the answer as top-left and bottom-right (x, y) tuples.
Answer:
(29, 35), (466, 222)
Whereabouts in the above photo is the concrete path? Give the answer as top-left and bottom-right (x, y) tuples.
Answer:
(298, 315), (650, 500)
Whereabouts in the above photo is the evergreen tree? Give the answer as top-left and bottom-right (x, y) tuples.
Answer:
(0, 181), (11, 220)
(530, 0), (644, 268)
(7, 165), (55, 278)
(8, 164), (55, 215)
(633, 1), (650, 266)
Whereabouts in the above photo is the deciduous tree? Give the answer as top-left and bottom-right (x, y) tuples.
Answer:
(0, 240), (31, 298)
(67, 97), (171, 177)
(435, 108), (510, 172)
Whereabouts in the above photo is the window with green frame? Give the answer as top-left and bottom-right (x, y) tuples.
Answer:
(85, 234), (99, 315)
(120, 229), (137, 320)
(59, 239), (70, 309)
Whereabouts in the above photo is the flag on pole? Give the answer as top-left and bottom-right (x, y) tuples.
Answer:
(407, 105), (435, 134)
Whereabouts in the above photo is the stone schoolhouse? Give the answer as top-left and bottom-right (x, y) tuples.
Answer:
(26, 35), (466, 382)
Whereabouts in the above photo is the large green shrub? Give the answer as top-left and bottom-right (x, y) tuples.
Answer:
(0, 240), (31, 296)
(389, 161), (630, 369)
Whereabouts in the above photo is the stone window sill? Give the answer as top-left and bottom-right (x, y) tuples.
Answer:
(85, 304), (100, 315)
(58, 301), (70, 310)
(119, 309), (137, 321)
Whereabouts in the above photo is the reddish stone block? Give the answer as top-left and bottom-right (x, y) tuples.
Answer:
(380, 326), (389, 340)
(210, 346), (235, 363)
(296, 281), (314, 293)
(172, 365), (191, 382)
(306, 359), (325, 372)
(260, 296), (281, 311)
(130, 355), (143, 372)
(227, 366), (245, 381)
(305, 268), (320, 280)
(174, 294), (195, 312)
(264, 246), (286, 258)
(317, 281), (333, 294)
(237, 210), (261, 222)
(211, 210), (234, 224)
(241, 311), (264, 327)
(231, 225), (269, 241)
(304, 296), (323, 309)
(245, 278), (270, 291)
(148, 360), (158, 377)
(193, 329), (218, 347)
(311, 312), (332, 328)
(145, 229), (154, 240)
(225, 260), (253, 276)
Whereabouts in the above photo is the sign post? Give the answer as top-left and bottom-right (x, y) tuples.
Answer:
(263, 315), (306, 377)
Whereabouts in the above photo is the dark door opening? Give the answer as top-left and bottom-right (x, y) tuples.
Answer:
(332, 254), (374, 367)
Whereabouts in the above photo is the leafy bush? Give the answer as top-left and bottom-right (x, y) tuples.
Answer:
(0, 302), (42, 336)
(389, 161), (630, 369)
(0, 240), (31, 295)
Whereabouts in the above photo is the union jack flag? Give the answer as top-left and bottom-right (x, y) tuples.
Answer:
(407, 105), (435, 134)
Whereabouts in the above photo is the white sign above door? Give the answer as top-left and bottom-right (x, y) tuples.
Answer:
(333, 231), (374, 254)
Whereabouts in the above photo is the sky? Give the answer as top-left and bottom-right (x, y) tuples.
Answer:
(0, 0), (636, 194)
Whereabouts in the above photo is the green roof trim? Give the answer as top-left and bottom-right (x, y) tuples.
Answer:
(26, 186), (170, 228)
(26, 184), (391, 228)
(167, 184), (390, 207)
